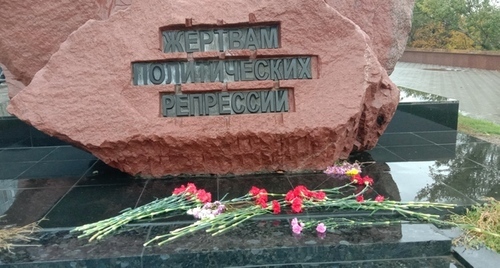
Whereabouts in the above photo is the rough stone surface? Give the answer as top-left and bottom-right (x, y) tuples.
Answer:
(0, 0), (413, 98)
(8, 0), (399, 176)
(326, 0), (415, 74)
(0, 0), (132, 97)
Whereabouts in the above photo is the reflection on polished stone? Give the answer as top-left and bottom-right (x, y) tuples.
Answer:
(138, 223), (453, 267)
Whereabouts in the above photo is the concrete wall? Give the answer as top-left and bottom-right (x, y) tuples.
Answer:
(400, 49), (500, 70)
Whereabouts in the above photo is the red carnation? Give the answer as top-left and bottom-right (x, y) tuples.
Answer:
(256, 197), (267, 208)
(312, 191), (326, 201)
(293, 185), (312, 198)
(272, 200), (281, 214)
(285, 190), (296, 202)
(356, 195), (364, 203)
(185, 183), (198, 194)
(375, 195), (385, 202)
(196, 189), (212, 204)
(249, 186), (261, 196)
(172, 185), (186, 195)
(291, 198), (303, 213)
(363, 176), (374, 186)
(249, 187), (268, 208)
(258, 189), (268, 203)
(351, 174), (362, 185)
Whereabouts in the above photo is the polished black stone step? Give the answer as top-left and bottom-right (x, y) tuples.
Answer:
(0, 223), (456, 267)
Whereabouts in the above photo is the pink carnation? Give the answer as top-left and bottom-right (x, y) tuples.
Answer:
(292, 224), (303, 234)
(316, 223), (326, 233)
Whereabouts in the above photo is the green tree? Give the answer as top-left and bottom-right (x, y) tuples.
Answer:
(409, 0), (500, 50)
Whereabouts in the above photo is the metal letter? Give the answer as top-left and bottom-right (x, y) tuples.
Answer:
(225, 61), (240, 81)
(132, 63), (148, 86)
(164, 63), (173, 84)
(209, 61), (224, 83)
(180, 61), (196, 83)
(176, 95), (190, 116)
(254, 60), (269, 80)
(270, 59), (283, 80)
(298, 57), (312, 79)
(189, 94), (204, 116)
(261, 90), (276, 112)
(231, 92), (246, 114)
(162, 95), (175, 117)
(204, 93), (217, 115)
(240, 60), (254, 81)
(149, 63), (165, 85)
(246, 91), (260, 113)
(199, 30), (214, 52)
(218, 92), (231, 115)
(276, 90), (289, 112)
(284, 58), (298, 80)
(185, 31), (199, 53)
(196, 62), (206, 83)
(244, 28), (259, 50)
(173, 62), (181, 85)
(163, 31), (184, 52)
(228, 29), (244, 50)
(216, 29), (225, 52)
(260, 26), (279, 49)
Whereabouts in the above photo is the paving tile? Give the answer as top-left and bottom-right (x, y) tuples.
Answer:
(0, 161), (36, 180)
(0, 186), (73, 226)
(40, 183), (145, 228)
(0, 147), (55, 163)
(377, 133), (434, 147)
(385, 144), (456, 161)
(19, 159), (97, 179)
(43, 146), (97, 161)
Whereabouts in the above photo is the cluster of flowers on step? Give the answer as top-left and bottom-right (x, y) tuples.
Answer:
(74, 160), (461, 246)
(172, 161), (386, 236)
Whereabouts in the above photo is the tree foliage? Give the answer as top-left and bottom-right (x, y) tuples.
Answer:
(409, 0), (500, 50)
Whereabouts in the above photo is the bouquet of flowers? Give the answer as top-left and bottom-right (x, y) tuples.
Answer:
(72, 161), (472, 246)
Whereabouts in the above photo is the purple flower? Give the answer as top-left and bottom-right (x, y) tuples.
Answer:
(324, 161), (361, 176)
(316, 223), (326, 233)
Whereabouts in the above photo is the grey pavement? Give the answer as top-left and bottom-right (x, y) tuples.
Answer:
(391, 62), (500, 125)
(0, 84), (9, 117)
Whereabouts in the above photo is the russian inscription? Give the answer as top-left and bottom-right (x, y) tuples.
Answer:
(133, 57), (312, 85)
(162, 25), (279, 52)
(131, 23), (309, 117)
(161, 89), (289, 117)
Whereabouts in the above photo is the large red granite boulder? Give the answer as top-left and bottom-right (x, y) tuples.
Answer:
(326, 0), (415, 74)
(8, 0), (399, 176)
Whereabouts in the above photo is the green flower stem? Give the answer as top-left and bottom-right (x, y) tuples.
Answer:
(145, 220), (213, 247)
(320, 183), (354, 193)
(73, 194), (197, 241)
(209, 214), (257, 236)
(144, 206), (269, 246)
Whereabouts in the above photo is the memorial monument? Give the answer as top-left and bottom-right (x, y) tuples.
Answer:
(1, 0), (415, 176)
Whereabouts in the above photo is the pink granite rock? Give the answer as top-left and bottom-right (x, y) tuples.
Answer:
(0, 0), (412, 98)
(326, 0), (415, 74)
(8, 0), (399, 176)
(0, 0), (132, 97)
